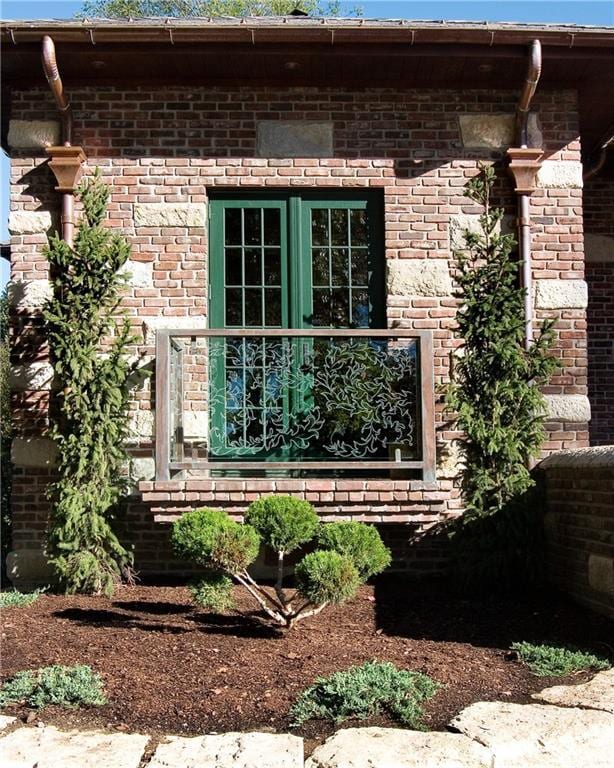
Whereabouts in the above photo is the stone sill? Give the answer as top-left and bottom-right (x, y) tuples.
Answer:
(139, 478), (440, 495)
(539, 445), (614, 470)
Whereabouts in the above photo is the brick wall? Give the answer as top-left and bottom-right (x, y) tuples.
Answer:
(540, 446), (614, 619)
(7, 85), (590, 581)
(584, 167), (614, 446)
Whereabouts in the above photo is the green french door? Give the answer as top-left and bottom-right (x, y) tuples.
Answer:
(208, 191), (384, 461)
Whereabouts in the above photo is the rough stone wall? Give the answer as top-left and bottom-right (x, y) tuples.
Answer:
(7, 85), (589, 580)
(584, 168), (614, 446)
(540, 446), (614, 619)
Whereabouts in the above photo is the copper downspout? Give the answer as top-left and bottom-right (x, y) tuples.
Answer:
(514, 39), (542, 350)
(41, 35), (77, 247)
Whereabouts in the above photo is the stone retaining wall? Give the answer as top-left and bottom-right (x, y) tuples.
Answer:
(540, 446), (614, 619)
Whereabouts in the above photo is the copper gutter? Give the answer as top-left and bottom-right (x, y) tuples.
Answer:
(514, 39), (542, 350)
(41, 35), (81, 248)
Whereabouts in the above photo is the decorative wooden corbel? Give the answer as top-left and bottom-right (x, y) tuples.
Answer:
(46, 145), (87, 193)
(506, 147), (543, 194)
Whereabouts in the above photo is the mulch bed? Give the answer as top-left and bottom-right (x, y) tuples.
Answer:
(2, 577), (612, 754)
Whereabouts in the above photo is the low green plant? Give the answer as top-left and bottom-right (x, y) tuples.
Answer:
(172, 496), (391, 629)
(0, 665), (107, 709)
(512, 642), (610, 677)
(0, 590), (43, 609)
(290, 661), (440, 728)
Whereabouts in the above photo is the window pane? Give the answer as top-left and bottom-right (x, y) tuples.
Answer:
(244, 248), (262, 286)
(264, 288), (282, 326)
(351, 250), (368, 286)
(350, 209), (367, 246)
(244, 208), (261, 245)
(311, 209), (329, 246)
(244, 289), (262, 326)
(224, 208), (241, 245)
(331, 288), (350, 327)
(264, 208), (281, 246)
(225, 249), (242, 286)
(264, 248), (281, 286)
(331, 248), (349, 286)
(351, 289), (370, 328)
(225, 288), (243, 326)
(312, 288), (331, 326)
(331, 209), (349, 246)
(312, 249), (329, 286)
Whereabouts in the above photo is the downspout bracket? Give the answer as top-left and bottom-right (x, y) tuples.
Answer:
(46, 145), (87, 193)
(507, 147), (543, 194)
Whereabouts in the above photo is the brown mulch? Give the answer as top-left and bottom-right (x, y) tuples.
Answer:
(2, 577), (612, 754)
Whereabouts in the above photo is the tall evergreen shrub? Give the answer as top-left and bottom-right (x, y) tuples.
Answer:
(44, 169), (136, 595)
(445, 165), (558, 521)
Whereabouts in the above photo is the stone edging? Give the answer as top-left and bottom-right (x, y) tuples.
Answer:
(539, 444), (614, 469)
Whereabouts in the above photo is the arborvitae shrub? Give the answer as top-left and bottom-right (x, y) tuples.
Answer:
(295, 550), (360, 605)
(317, 522), (392, 581)
(245, 495), (319, 553)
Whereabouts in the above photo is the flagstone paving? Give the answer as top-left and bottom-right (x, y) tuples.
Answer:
(1, 672), (613, 767)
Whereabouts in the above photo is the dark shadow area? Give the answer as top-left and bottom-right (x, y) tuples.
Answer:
(53, 607), (187, 634)
(112, 600), (192, 615)
(189, 610), (282, 639)
(374, 574), (614, 658)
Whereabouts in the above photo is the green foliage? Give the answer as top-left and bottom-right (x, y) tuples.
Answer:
(245, 495), (318, 553)
(0, 288), (11, 566)
(445, 165), (558, 521)
(295, 550), (360, 605)
(317, 522), (391, 581)
(171, 508), (260, 572)
(0, 665), (107, 709)
(78, 0), (359, 19)
(512, 642), (610, 677)
(0, 590), (43, 609)
(189, 573), (235, 612)
(290, 661), (440, 728)
(43, 169), (137, 596)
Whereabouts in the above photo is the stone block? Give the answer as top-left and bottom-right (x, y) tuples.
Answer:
(7, 119), (60, 149)
(123, 259), (153, 288)
(10, 362), (55, 392)
(534, 279), (588, 309)
(387, 259), (453, 297)
(11, 437), (58, 468)
(543, 394), (591, 423)
(450, 701), (614, 768)
(0, 715), (16, 730)
(183, 410), (208, 439)
(533, 669), (614, 714)
(588, 554), (614, 598)
(142, 315), (204, 345)
(306, 727), (492, 768)
(0, 726), (149, 768)
(458, 113), (542, 149)
(131, 456), (156, 482)
(257, 121), (333, 158)
(8, 210), (53, 235)
(537, 161), (583, 189)
(7, 279), (53, 310)
(437, 441), (464, 480)
(449, 212), (513, 252)
(539, 445), (614, 470)
(148, 732), (304, 768)
(584, 233), (614, 263)
(6, 549), (53, 590)
(134, 203), (206, 228)
(126, 409), (155, 442)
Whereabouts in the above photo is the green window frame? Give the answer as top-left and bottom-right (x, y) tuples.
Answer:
(208, 191), (385, 460)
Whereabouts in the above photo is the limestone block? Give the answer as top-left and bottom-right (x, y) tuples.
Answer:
(8, 210), (53, 235)
(7, 279), (53, 310)
(458, 113), (542, 149)
(183, 410), (208, 439)
(148, 732), (304, 768)
(6, 549), (53, 590)
(588, 554), (614, 598)
(123, 259), (153, 288)
(10, 362), (55, 392)
(537, 161), (583, 189)
(387, 259), (453, 297)
(437, 441), (464, 480)
(131, 457), (156, 481)
(533, 669), (614, 715)
(534, 279), (588, 309)
(450, 701), (614, 768)
(7, 119), (61, 149)
(257, 121), (333, 158)
(0, 726), (149, 768)
(11, 437), (58, 468)
(0, 715), (16, 730)
(133, 203), (205, 228)
(539, 445), (614, 470)
(584, 233), (614, 263)
(142, 315), (204, 345)
(449, 212), (513, 251)
(306, 727), (492, 768)
(126, 409), (155, 442)
(543, 394), (591, 423)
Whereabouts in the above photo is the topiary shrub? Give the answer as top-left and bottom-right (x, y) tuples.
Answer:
(172, 495), (391, 629)
(290, 660), (440, 728)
